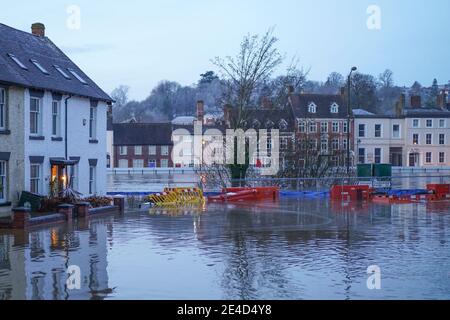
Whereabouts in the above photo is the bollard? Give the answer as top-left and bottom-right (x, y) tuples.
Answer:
(114, 196), (125, 214)
(75, 202), (91, 218)
(57, 204), (75, 222)
(12, 207), (31, 229)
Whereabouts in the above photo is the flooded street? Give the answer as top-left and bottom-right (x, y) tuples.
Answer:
(1, 198), (450, 300)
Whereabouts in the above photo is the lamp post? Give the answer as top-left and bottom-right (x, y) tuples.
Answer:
(346, 67), (357, 174)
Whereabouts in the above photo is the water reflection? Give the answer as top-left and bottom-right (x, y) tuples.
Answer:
(1, 199), (450, 300)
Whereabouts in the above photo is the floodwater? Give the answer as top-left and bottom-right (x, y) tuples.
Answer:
(1, 198), (450, 300)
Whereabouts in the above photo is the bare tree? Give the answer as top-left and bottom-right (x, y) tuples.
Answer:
(212, 27), (284, 129)
(111, 85), (130, 108)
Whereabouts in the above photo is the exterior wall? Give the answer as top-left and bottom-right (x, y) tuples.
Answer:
(354, 117), (405, 165)
(295, 118), (355, 167)
(114, 145), (174, 168)
(24, 90), (107, 197)
(107, 129), (113, 168)
(405, 117), (450, 166)
(0, 86), (26, 216)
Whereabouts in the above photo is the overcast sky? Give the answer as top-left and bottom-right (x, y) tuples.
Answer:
(2, 0), (450, 100)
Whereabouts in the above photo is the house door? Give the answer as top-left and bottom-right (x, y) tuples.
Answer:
(51, 165), (67, 195)
(409, 153), (419, 167)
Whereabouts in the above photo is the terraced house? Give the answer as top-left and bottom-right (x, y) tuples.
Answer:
(0, 23), (112, 216)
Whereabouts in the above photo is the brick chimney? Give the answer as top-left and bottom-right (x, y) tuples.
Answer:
(395, 93), (406, 117)
(31, 23), (45, 37)
(437, 91), (447, 110)
(223, 104), (232, 127)
(410, 95), (421, 108)
(196, 100), (205, 123)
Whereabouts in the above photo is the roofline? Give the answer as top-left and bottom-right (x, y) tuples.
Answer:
(0, 80), (113, 103)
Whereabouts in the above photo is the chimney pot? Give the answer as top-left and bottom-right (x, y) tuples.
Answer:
(196, 100), (205, 123)
(31, 23), (45, 37)
(410, 95), (421, 108)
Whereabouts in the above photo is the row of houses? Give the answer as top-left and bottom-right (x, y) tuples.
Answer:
(110, 91), (450, 170)
(0, 23), (112, 216)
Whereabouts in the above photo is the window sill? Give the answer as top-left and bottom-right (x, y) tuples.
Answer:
(29, 136), (45, 141)
(0, 202), (12, 208)
(51, 137), (63, 142)
(89, 139), (99, 144)
(0, 130), (11, 135)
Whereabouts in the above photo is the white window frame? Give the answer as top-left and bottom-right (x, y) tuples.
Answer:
(118, 159), (128, 168)
(330, 103), (339, 114)
(160, 159), (169, 168)
(30, 97), (42, 136)
(412, 133), (419, 145)
(119, 146), (127, 156)
(89, 165), (96, 195)
(439, 134), (445, 145)
(280, 137), (288, 150)
(309, 122), (317, 133)
(426, 133), (432, 145)
(343, 122), (348, 134)
(161, 146), (169, 156)
(392, 124), (401, 139)
(89, 105), (97, 139)
(308, 103), (317, 114)
(0, 160), (7, 203)
(332, 121), (339, 133)
(412, 119), (420, 128)
(135, 146), (142, 155)
(0, 88), (6, 130)
(132, 159), (144, 168)
(358, 124), (366, 138)
(69, 164), (78, 191)
(321, 122), (328, 133)
(426, 119), (433, 128)
(148, 145), (157, 155)
(30, 163), (42, 195)
(358, 148), (366, 164)
(331, 138), (339, 150)
(425, 152), (432, 164)
(374, 124), (382, 138)
(374, 148), (382, 164)
(321, 139), (328, 152)
(439, 152), (445, 164)
(439, 119), (446, 128)
(52, 100), (61, 137)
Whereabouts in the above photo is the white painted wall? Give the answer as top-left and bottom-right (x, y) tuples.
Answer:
(24, 89), (107, 197)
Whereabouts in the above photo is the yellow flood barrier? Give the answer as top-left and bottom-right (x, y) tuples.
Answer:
(148, 187), (205, 207)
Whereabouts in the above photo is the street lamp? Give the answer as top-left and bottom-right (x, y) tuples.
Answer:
(346, 66), (357, 174)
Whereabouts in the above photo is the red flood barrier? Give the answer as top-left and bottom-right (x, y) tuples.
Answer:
(208, 187), (279, 202)
(427, 184), (450, 200)
(330, 185), (371, 202)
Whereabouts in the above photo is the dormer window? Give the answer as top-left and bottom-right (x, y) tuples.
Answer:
(30, 59), (49, 75)
(252, 119), (260, 129)
(8, 54), (28, 70)
(279, 119), (288, 130)
(68, 68), (88, 85)
(330, 102), (339, 114)
(54, 65), (71, 79)
(265, 120), (274, 129)
(308, 102), (317, 114)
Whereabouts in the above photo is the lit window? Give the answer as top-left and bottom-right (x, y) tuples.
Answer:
(30, 59), (49, 74)
(8, 54), (28, 70)
(413, 134), (419, 145)
(68, 68), (88, 84)
(54, 65), (71, 79)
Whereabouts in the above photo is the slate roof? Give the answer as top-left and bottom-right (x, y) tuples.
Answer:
(0, 23), (112, 102)
(403, 107), (450, 118)
(113, 123), (173, 146)
(289, 93), (347, 119)
(228, 106), (295, 132)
